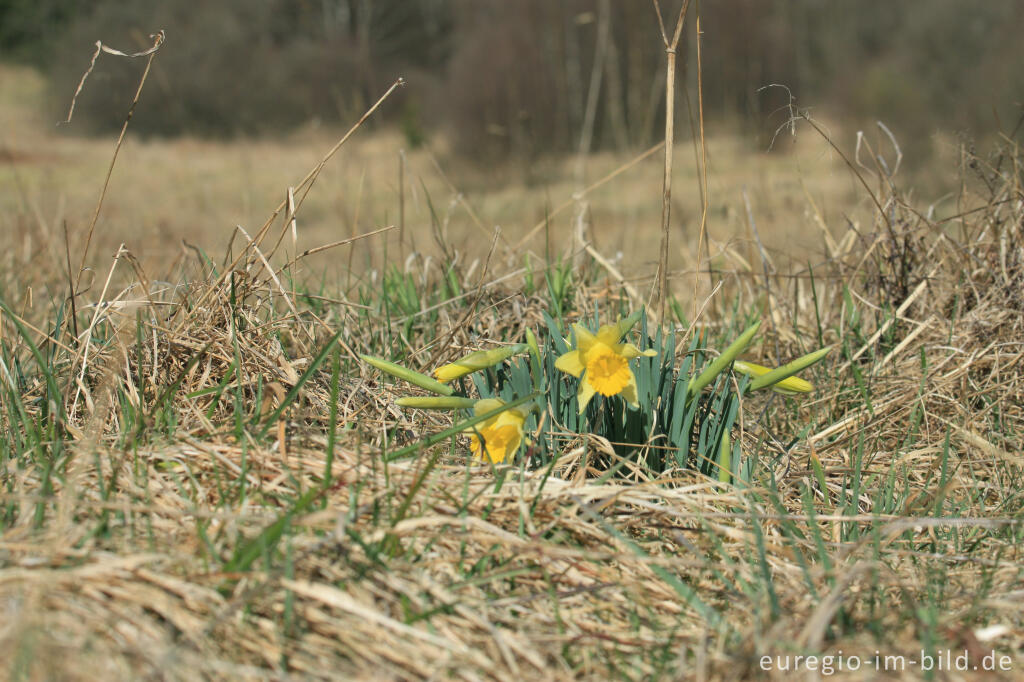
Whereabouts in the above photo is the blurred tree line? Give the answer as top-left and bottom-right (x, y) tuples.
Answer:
(2, 0), (1021, 161)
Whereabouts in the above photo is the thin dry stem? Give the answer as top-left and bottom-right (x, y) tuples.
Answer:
(692, 4), (711, 322)
(180, 78), (405, 325)
(651, 0), (692, 323)
(515, 141), (664, 250)
(72, 31), (165, 294)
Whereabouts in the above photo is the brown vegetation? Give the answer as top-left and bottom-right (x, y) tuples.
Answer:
(0, 12), (1022, 678)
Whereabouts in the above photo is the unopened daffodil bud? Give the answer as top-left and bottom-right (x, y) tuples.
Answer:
(687, 321), (761, 399)
(433, 344), (528, 383)
(733, 361), (813, 394)
(361, 354), (453, 396)
(718, 429), (732, 483)
(733, 346), (831, 395)
(525, 328), (541, 366)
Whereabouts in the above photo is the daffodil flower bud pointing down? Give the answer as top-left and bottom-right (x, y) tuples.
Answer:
(555, 315), (657, 414)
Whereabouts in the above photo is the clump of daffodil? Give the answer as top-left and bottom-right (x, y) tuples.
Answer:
(555, 312), (657, 413)
(433, 344), (528, 383)
(464, 398), (527, 464)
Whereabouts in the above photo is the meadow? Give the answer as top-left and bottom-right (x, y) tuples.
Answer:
(1, 60), (1022, 680)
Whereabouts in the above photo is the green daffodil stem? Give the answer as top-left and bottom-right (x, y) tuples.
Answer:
(687, 321), (762, 400)
(396, 396), (477, 410)
(361, 354), (454, 396)
(748, 346), (833, 393)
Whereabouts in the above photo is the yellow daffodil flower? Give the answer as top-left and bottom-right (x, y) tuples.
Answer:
(733, 360), (813, 395)
(465, 398), (528, 464)
(555, 320), (657, 413)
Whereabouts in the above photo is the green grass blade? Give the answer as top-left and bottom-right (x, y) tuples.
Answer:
(255, 328), (345, 438)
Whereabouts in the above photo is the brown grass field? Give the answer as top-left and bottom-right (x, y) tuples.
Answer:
(1, 60), (1022, 680)
(2, 64), (926, 284)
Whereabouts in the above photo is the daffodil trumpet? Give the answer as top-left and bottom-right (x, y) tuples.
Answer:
(464, 398), (529, 464)
(433, 344), (529, 383)
(555, 314), (658, 414)
(384, 392), (539, 463)
(361, 354), (453, 396)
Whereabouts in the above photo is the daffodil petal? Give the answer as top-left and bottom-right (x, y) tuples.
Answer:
(473, 398), (506, 417)
(478, 424), (514, 463)
(733, 360), (770, 378)
(573, 324), (597, 357)
(434, 363), (473, 382)
(614, 310), (644, 340)
(577, 376), (598, 414)
(467, 402), (526, 463)
(555, 349), (585, 377)
(617, 342), (658, 360)
(620, 373), (640, 408)
(493, 409), (526, 429)
(769, 376), (814, 394)
(596, 323), (622, 346)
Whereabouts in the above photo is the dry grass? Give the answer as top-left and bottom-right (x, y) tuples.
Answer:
(3, 62), (921, 288)
(1, 62), (1022, 680)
